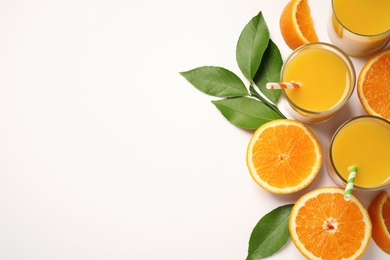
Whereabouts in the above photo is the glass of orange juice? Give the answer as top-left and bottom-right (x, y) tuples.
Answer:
(327, 0), (390, 57)
(281, 42), (355, 123)
(328, 116), (390, 191)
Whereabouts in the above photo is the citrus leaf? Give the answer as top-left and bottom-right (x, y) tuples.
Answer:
(180, 66), (248, 97)
(247, 204), (294, 260)
(253, 40), (283, 104)
(211, 97), (282, 129)
(236, 11), (269, 81)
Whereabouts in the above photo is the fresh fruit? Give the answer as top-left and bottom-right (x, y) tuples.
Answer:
(279, 0), (319, 50)
(357, 48), (390, 120)
(368, 191), (390, 254)
(289, 187), (372, 260)
(246, 119), (322, 194)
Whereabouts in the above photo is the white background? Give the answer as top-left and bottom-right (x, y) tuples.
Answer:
(0, 0), (389, 259)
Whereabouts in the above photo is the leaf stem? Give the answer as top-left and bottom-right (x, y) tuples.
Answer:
(249, 84), (286, 119)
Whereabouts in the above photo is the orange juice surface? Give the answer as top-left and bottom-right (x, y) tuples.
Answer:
(283, 48), (351, 112)
(333, 0), (390, 35)
(331, 118), (390, 188)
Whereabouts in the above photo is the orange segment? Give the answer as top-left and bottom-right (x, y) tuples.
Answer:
(368, 191), (390, 254)
(246, 119), (322, 194)
(290, 187), (372, 260)
(279, 0), (319, 50)
(357, 48), (390, 120)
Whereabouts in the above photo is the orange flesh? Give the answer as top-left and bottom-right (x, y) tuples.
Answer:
(252, 125), (316, 188)
(280, 0), (318, 50)
(383, 197), (390, 234)
(296, 0), (318, 42)
(295, 193), (366, 259)
(361, 53), (390, 119)
(369, 191), (390, 254)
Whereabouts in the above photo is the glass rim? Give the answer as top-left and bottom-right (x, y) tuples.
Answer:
(281, 42), (356, 116)
(329, 115), (390, 190)
(331, 0), (390, 37)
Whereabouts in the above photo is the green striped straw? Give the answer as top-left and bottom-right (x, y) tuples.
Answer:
(344, 166), (357, 201)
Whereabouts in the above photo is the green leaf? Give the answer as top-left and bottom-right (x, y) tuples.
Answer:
(180, 66), (248, 97)
(247, 204), (294, 260)
(236, 11), (270, 81)
(211, 97), (282, 129)
(253, 40), (283, 104)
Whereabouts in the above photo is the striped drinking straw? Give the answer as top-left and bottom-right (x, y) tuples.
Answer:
(344, 166), (357, 201)
(266, 81), (301, 90)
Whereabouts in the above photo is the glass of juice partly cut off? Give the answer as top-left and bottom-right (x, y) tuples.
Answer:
(328, 0), (390, 57)
(328, 116), (390, 191)
(281, 42), (355, 123)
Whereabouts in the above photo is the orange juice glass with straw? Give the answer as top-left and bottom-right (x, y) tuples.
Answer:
(280, 42), (355, 123)
(328, 116), (390, 191)
(328, 0), (390, 57)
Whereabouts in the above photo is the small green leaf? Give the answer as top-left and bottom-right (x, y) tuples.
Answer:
(247, 204), (294, 260)
(253, 40), (283, 104)
(180, 66), (248, 97)
(236, 11), (270, 81)
(211, 97), (282, 129)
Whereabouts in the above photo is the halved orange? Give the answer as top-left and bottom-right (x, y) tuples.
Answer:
(279, 0), (319, 50)
(368, 191), (390, 254)
(290, 187), (372, 259)
(246, 119), (322, 194)
(357, 48), (390, 120)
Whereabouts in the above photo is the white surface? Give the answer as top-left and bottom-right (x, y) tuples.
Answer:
(0, 0), (389, 259)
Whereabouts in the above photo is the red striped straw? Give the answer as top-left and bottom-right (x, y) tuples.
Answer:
(266, 82), (301, 90)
